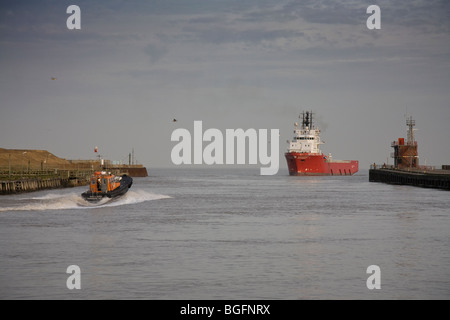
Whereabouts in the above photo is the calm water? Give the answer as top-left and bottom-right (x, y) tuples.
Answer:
(0, 168), (449, 299)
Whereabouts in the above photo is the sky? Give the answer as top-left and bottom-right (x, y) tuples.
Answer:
(1, 0), (449, 171)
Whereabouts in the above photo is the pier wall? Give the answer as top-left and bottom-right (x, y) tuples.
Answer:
(0, 149), (148, 195)
(0, 177), (88, 195)
(0, 165), (147, 195)
(108, 166), (148, 177)
(369, 168), (450, 190)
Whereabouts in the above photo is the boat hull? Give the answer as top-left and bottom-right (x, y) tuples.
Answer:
(285, 153), (359, 176)
(81, 174), (133, 203)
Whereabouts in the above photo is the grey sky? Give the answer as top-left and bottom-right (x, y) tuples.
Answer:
(1, 0), (449, 170)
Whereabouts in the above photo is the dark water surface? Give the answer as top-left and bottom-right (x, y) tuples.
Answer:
(0, 168), (449, 299)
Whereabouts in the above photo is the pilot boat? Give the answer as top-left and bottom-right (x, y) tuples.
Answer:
(81, 171), (133, 203)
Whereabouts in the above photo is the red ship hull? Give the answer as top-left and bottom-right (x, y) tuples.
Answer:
(285, 152), (359, 176)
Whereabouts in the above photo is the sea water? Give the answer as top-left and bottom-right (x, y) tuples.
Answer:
(0, 168), (448, 299)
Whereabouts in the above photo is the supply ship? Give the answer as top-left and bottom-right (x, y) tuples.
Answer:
(285, 111), (359, 176)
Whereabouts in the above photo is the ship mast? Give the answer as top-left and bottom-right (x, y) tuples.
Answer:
(301, 111), (314, 129)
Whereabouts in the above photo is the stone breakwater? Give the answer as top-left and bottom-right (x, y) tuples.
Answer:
(0, 166), (147, 195)
(0, 177), (87, 195)
(369, 166), (450, 190)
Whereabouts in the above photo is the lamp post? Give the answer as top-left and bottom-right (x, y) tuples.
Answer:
(44, 153), (49, 171)
(22, 152), (27, 174)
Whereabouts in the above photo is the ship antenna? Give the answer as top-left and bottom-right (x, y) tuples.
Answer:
(300, 111), (305, 129)
(304, 111), (310, 128)
(406, 116), (416, 145)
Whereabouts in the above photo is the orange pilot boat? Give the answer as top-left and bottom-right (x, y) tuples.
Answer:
(81, 171), (133, 203)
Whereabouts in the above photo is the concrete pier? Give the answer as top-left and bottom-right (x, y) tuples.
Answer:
(0, 148), (147, 195)
(107, 166), (148, 177)
(369, 166), (450, 190)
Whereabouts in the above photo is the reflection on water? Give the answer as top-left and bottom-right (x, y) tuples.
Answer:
(0, 168), (449, 299)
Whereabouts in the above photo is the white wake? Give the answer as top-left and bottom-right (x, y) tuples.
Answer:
(0, 189), (171, 212)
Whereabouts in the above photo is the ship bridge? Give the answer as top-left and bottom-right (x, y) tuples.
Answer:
(287, 111), (323, 154)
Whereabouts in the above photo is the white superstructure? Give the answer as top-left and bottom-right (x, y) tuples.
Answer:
(287, 111), (323, 154)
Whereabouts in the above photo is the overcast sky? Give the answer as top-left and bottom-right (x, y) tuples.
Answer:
(1, 0), (449, 171)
